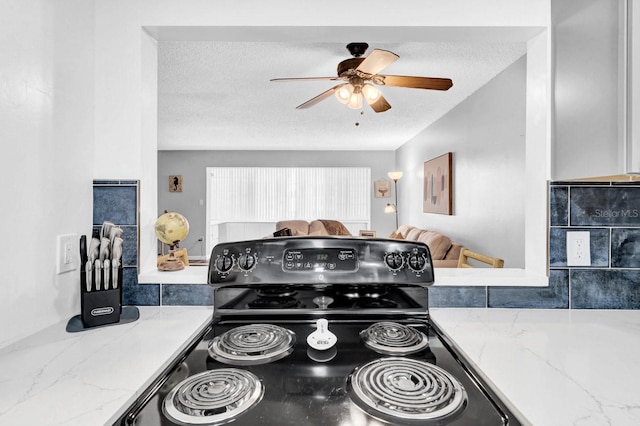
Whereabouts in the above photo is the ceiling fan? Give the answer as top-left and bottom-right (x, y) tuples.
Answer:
(271, 42), (453, 113)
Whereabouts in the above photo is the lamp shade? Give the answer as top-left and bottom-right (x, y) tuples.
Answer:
(335, 84), (352, 104)
(347, 92), (363, 109)
(384, 203), (396, 213)
(387, 171), (403, 181)
(362, 84), (381, 102)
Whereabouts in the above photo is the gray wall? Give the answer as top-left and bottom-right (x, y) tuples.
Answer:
(396, 55), (527, 268)
(158, 150), (396, 255)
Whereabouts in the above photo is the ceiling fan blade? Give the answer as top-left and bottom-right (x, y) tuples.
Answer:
(356, 49), (399, 75)
(377, 75), (453, 90)
(367, 93), (392, 113)
(271, 77), (339, 82)
(296, 84), (345, 109)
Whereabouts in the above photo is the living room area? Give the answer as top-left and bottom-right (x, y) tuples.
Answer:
(157, 54), (528, 272)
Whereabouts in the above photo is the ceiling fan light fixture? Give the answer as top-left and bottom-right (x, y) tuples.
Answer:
(362, 84), (381, 102)
(335, 84), (352, 104)
(347, 92), (363, 109)
(272, 44), (453, 114)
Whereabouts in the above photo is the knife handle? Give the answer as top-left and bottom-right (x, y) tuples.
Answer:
(112, 260), (119, 289)
(79, 235), (87, 266)
(104, 259), (110, 290)
(94, 259), (101, 291)
(85, 261), (92, 292)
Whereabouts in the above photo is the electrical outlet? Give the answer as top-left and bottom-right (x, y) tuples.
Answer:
(566, 231), (591, 266)
(56, 234), (78, 274)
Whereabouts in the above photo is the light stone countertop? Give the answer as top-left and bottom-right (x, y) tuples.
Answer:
(2, 307), (639, 426)
(430, 308), (640, 426)
(0, 306), (212, 426)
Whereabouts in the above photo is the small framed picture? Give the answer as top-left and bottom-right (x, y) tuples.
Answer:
(359, 230), (377, 237)
(169, 175), (183, 192)
(374, 179), (391, 198)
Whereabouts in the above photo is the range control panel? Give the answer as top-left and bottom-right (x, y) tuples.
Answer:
(208, 237), (434, 286)
(282, 248), (358, 272)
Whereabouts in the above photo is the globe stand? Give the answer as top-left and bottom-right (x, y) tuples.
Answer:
(155, 211), (190, 272)
(158, 243), (186, 271)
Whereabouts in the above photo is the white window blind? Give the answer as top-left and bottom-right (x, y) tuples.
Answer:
(205, 167), (371, 249)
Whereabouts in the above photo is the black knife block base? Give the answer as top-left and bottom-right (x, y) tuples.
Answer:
(66, 306), (140, 333)
(79, 261), (124, 328)
(81, 288), (122, 327)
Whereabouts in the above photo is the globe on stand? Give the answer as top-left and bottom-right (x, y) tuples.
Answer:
(155, 212), (190, 271)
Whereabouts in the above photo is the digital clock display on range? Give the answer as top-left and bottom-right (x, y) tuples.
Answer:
(282, 248), (357, 272)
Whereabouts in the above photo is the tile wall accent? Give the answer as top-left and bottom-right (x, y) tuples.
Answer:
(93, 180), (212, 306)
(95, 180), (639, 309)
(429, 181), (640, 309)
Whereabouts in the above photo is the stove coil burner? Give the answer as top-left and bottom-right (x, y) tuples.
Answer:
(208, 324), (296, 365)
(360, 322), (429, 355)
(247, 296), (300, 309)
(353, 297), (398, 309)
(340, 286), (389, 299)
(255, 285), (297, 298)
(348, 357), (467, 424)
(163, 369), (263, 425)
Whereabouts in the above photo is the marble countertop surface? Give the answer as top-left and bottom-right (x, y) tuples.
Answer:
(0, 306), (212, 426)
(430, 308), (640, 426)
(2, 307), (639, 426)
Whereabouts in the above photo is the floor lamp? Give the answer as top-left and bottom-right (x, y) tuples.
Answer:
(385, 171), (403, 229)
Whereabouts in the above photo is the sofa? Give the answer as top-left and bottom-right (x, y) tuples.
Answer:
(390, 225), (463, 268)
(275, 222), (462, 268)
(275, 219), (352, 236)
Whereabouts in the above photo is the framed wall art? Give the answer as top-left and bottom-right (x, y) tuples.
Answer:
(374, 179), (391, 198)
(423, 152), (453, 215)
(169, 175), (183, 192)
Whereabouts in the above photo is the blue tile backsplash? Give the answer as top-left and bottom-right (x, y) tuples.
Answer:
(93, 185), (138, 225)
(430, 180), (640, 309)
(95, 179), (639, 309)
(611, 228), (640, 268)
(427, 286), (487, 308)
(569, 186), (640, 226)
(487, 270), (569, 309)
(570, 270), (640, 309)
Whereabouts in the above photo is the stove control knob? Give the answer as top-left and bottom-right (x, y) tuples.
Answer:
(237, 253), (257, 271)
(384, 252), (404, 271)
(214, 254), (234, 273)
(408, 253), (427, 272)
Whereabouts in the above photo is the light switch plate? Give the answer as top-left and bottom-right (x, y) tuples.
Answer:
(566, 231), (591, 266)
(56, 234), (78, 274)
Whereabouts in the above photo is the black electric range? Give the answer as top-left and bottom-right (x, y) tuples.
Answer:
(118, 237), (523, 426)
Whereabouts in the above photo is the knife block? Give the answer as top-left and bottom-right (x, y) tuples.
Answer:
(80, 262), (123, 328)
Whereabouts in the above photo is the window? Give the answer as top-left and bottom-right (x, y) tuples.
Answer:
(206, 167), (371, 250)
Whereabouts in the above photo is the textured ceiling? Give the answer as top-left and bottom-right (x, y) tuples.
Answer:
(158, 41), (528, 151)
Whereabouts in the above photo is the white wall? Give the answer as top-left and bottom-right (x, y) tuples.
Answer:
(397, 56), (527, 267)
(0, 0), (94, 347)
(552, 0), (624, 179)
